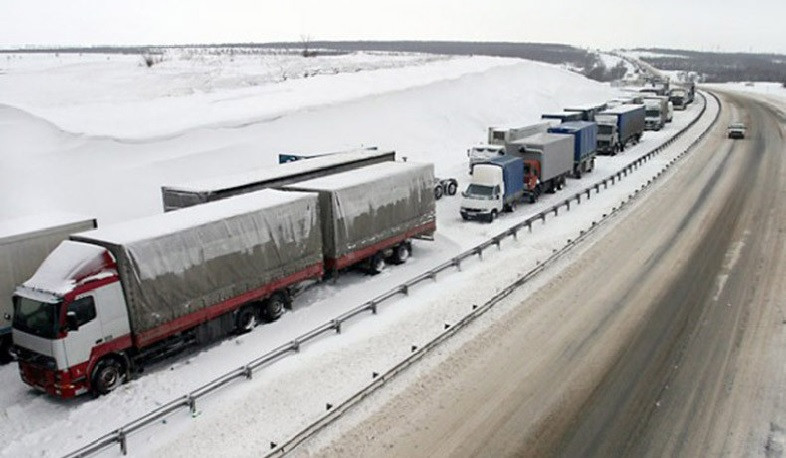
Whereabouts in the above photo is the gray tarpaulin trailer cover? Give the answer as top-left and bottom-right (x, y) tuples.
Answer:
(70, 189), (323, 339)
(282, 161), (436, 271)
(161, 148), (396, 211)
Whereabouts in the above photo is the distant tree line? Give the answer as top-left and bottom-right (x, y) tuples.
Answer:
(635, 48), (786, 83)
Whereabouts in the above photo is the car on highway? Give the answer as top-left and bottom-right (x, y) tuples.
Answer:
(727, 122), (746, 139)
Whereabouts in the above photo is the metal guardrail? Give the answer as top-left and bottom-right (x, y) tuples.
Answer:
(63, 92), (716, 458)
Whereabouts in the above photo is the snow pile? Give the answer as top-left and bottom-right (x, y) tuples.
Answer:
(0, 53), (620, 224)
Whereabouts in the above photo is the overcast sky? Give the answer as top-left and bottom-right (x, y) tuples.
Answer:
(1, 0), (784, 54)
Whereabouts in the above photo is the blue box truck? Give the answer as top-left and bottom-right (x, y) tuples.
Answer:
(460, 155), (525, 223)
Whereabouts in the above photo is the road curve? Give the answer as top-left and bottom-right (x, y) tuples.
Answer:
(294, 91), (786, 457)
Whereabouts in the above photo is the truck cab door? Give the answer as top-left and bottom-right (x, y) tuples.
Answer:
(62, 295), (104, 370)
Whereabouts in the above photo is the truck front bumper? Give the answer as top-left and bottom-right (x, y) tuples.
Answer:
(460, 208), (490, 221)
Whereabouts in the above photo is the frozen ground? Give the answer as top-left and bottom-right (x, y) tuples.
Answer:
(0, 50), (708, 457)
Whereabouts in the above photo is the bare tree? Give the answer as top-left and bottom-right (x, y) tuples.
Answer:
(300, 34), (316, 58)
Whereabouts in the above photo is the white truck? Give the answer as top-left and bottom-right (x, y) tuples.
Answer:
(467, 122), (554, 174)
(0, 214), (96, 363)
(644, 96), (669, 131)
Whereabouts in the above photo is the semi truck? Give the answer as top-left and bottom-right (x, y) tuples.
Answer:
(595, 105), (646, 155)
(548, 121), (599, 178)
(644, 96), (669, 131)
(467, 122), (554, 173)
(669, 88), (688, 110)
(161, 148), (395, 211)
(541, 111), (583, 123)
(459, 155), (525, 223)
(507, 133), (574, 203)
(12, 164), (436, 398)
(282, 161), (436, 274)
(563, 103), (608, 122)
(0, 214), (96, 364)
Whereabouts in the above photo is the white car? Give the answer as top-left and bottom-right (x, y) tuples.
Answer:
(727, 122), (746, 139)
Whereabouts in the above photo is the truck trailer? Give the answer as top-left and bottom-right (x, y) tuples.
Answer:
(595, 105), (646, 155)
(507, 133), (574, 202)
(161, 148), (395, 211)
(563, 102), (608, 122)
(541, 111), (584, 123)
(0, 214), (96, 364)
(12, 190), (324, 397)
(460, 155), (525, 223)
(282, 161), (436, 275)
(467, 121), (554, 173)
(548, 121), (599, 178)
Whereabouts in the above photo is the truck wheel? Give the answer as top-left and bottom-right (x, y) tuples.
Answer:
(263, 294), (286, 322)
(528, 193), (536, 204)
(461, 213), (469, 221)
(235, 305), (258, 333)
(487, 210), (497, 223)
(575, 169), (582, 179)
(447, 182), (458, 195)
(91, 357), (126, 396)
(369, 252), (386, 274)
(390, 243), (411, 264)
(434, 185), (443, 200)
(0, 337), (13, 364)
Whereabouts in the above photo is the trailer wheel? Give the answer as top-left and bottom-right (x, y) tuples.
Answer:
(91, 357), (126, 396)
(235, 305), (258, 334)
(263, 294), (286, 322)
(389, 243), (411, 265)
(434, 185), (443, 200)
(369, 252), (386, 274)
(447, 181), (458, 195)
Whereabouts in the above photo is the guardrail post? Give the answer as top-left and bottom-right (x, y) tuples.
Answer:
(400, 284), (409, 296)
(494, 237), (501, 250)
(476, 247), (484, 261)
(119, 429), (127, 456)
(244, 365), (253, 379)
(370, 301), (378, 314)
(527, 221), (532, 232)
(333, 319), (342, 333)
(187, 395), (196, 416)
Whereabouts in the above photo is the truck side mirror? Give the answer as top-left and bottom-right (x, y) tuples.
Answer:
(461, 191), (468, 197)
(66, 311), (80, 332)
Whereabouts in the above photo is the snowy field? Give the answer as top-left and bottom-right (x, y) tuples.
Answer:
(0, 50), (709, 457)
(706, 82), (786, 102)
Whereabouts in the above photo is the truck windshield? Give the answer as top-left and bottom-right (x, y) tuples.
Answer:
(466, 184), (494, 197)
(13, 296), (61, 339)
(598, 125), (613, 135)
(646, 110), (660, 117)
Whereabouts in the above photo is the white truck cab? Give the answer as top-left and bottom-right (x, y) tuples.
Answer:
(12, 241), (130, 398)
(460, 163), (505, 222)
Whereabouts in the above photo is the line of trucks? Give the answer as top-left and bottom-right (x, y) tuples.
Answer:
(460, 84), (696, 223)
(5, 151), (437, 397)
(4, 82), (698, 398)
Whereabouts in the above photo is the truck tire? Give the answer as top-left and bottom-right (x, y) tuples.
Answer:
(575, 168), (582, 179)
(0, 336), (13, 364)
(91, 357), (126, 396)
(390, 243), (411, 264)
(263, 294), (286, 322)
(235, 305), (259, 334)
(434, 185), (443, 200)
(487, 210), (497, 223)
(447, 182), (458, 196)
(369, 252), (386, 274)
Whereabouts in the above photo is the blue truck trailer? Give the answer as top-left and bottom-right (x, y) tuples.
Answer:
(460, 155), (525, 222)
(548, 121), (599, 179)
(595, 105), (645, 155)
